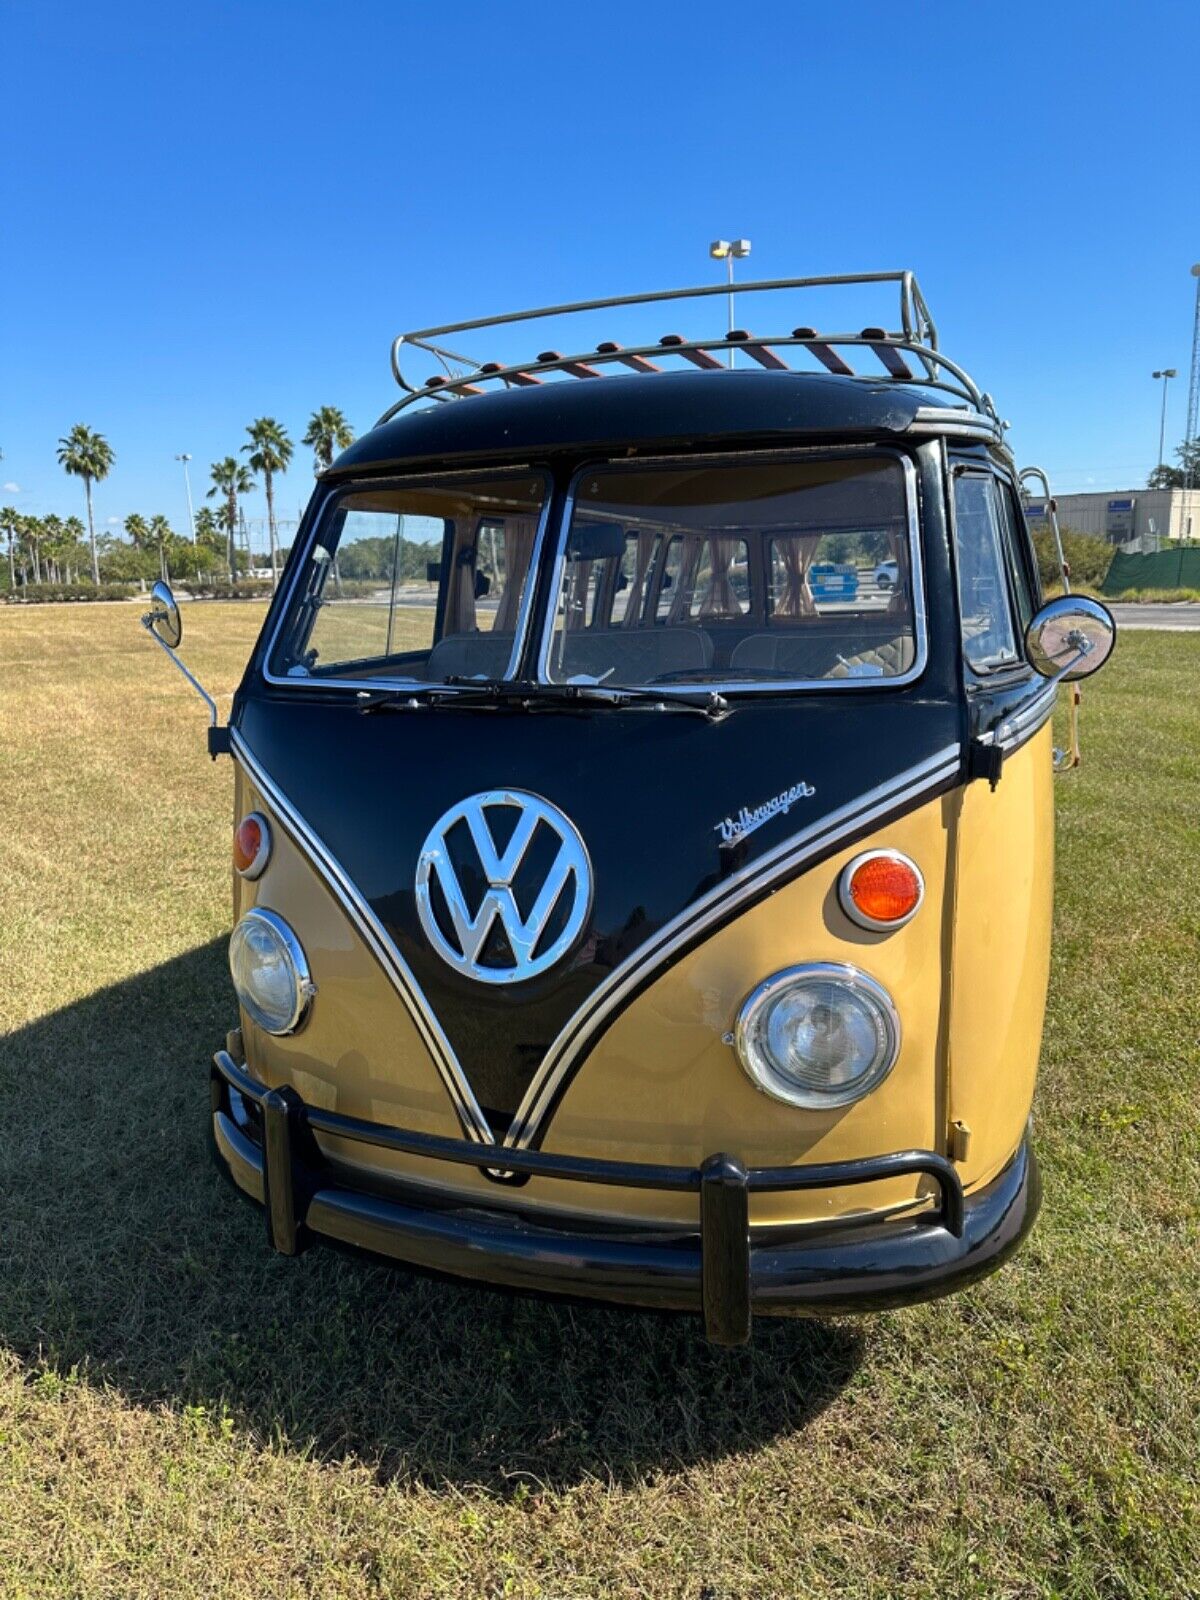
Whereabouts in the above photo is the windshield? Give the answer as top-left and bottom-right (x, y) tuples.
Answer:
(269, 472), (548, 684)
(539, 455), (921, 690)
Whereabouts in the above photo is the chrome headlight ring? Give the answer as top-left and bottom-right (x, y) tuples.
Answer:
(228, 907), (317, 1036)
(733, 961), (901, 1110)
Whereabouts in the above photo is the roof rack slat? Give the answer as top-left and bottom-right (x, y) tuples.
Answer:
(660, 334), (724, 370)
(862, 327), (915, 380)
(425, 374), (485, 397)
(792, 327), (855, 377)
(537, 349), (602, 379)
(727, 330), (790, 371)
(596, 340), (661, 374)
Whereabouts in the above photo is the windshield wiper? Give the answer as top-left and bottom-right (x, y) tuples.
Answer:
(357, 679), (731, 720)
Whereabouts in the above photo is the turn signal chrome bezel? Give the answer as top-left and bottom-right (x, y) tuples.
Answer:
(234, 812), (272, 880)
(838, 849), (924, 931)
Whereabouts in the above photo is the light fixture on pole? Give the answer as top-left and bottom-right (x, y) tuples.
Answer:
(175, 453), (196, 543)
(709, 238), (751, 366)
(1151, 369), (1176, 473)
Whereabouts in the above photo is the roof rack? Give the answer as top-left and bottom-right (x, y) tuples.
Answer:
(380, 271), (1001, 429)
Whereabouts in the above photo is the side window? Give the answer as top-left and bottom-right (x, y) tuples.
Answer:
(992, 479), (1037, 628)
(952, 472), (1021, 674)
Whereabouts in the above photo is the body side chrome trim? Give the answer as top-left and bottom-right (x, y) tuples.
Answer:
(974, 678), (1058, 754)
(229, 729), (494, 1144)
(504, 742), (963, 1151)
(535, 449), (930, 697)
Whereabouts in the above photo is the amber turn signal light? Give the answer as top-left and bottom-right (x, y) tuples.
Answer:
(234, 812), (271, 880)
(838, 850), (923, 931)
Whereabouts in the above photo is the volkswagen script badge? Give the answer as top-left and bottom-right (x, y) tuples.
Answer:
(415, 790), (592, 984)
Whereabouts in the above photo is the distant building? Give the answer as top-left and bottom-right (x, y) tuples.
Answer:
(1023, 486), (1200, 546)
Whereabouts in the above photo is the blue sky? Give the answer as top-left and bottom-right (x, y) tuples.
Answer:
(3, 0), (1198, 540)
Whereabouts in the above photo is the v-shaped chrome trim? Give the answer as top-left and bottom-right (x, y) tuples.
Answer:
(229, 729), (494, 1145)
(501, 742), (963, 1152)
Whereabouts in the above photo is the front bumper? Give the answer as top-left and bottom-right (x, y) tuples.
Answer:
(211, 1049), (1040, 1345)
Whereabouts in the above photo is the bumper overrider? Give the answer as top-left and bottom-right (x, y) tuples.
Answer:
(211, 1047), (1040, 1345)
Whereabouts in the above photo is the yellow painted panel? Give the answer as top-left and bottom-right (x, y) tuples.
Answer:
(945, 721), (1054, 1188)
(232, 767), (463, 1141)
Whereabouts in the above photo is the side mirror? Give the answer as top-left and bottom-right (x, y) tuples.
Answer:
(1025, 596), (1115, 682)
(139, 579), (220, 737)
(145, 580), (182, 648)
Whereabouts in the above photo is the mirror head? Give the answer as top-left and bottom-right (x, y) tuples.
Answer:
(1025, 595), (1115, 682)
(145, 580), (182, 649)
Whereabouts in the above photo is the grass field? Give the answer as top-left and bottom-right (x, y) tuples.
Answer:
(0, 604), (1197, 1599)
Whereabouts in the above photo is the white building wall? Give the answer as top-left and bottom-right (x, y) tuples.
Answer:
(1025, 487), (1200, 545)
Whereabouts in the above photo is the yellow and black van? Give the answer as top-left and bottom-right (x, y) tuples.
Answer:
(143, 272), (1115, 1343)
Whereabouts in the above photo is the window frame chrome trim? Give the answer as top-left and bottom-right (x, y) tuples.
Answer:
(503, 742), (962, 1152)
(229, 728), (495, 1145)
(534, 448), (928, 696)
(733, 961), (901, 1110)
(259, 466), (554, 696)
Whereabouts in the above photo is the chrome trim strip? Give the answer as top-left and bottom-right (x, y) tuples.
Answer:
(505, 743), (962, 1150)
(259, 468), (554, 696)
(229, 729), (494, 1144)
(907, 406), (1002, 444)
(535, 449), (929, 697)
(974, 679), (1058, 754)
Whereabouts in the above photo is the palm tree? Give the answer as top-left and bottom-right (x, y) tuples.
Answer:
(207, 457), (254, 582)
(147, 514), (174, 582)
(21, 516), (45, 584)
(302, 406), (354, 474)
(60, 516), (86, 583)
(242, 418), (293, 588)
(56, 424), (114, 584)
(40, 515), (66, 583)
(0, 505), (19, 591)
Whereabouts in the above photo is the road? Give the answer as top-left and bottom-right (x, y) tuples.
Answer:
(1108, 603), (1200, 631)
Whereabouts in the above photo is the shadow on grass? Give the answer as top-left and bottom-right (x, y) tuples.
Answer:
(0, 940), (863, 1489)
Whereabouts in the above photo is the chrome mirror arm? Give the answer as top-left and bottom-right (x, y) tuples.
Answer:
(140, 613), (219, 726)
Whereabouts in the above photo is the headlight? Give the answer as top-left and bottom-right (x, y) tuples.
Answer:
(228, 909), (315, 1035)
(733, 963), (899, 1109)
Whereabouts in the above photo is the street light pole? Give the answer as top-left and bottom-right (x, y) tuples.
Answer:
(175, 453), (196, 542)
(1184, 266), (1200, 518)
(1152, 369), (1176, 473)
(709, 238), (752, 367)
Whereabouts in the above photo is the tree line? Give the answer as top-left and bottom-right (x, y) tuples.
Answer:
(0, 406), (354, 593)
(1146, 435), (1200, 490)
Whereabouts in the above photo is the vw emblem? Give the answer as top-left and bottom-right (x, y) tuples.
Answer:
(415, 790), (592, 984)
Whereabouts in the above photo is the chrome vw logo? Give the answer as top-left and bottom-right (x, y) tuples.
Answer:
(415, 790), (592, 984)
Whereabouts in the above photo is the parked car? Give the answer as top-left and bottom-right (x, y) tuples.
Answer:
(141, 271), (1115, 1343)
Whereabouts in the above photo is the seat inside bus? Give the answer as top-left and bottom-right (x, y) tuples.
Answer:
(424, 631), (516, 680)
(556, 626), (713, 682)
